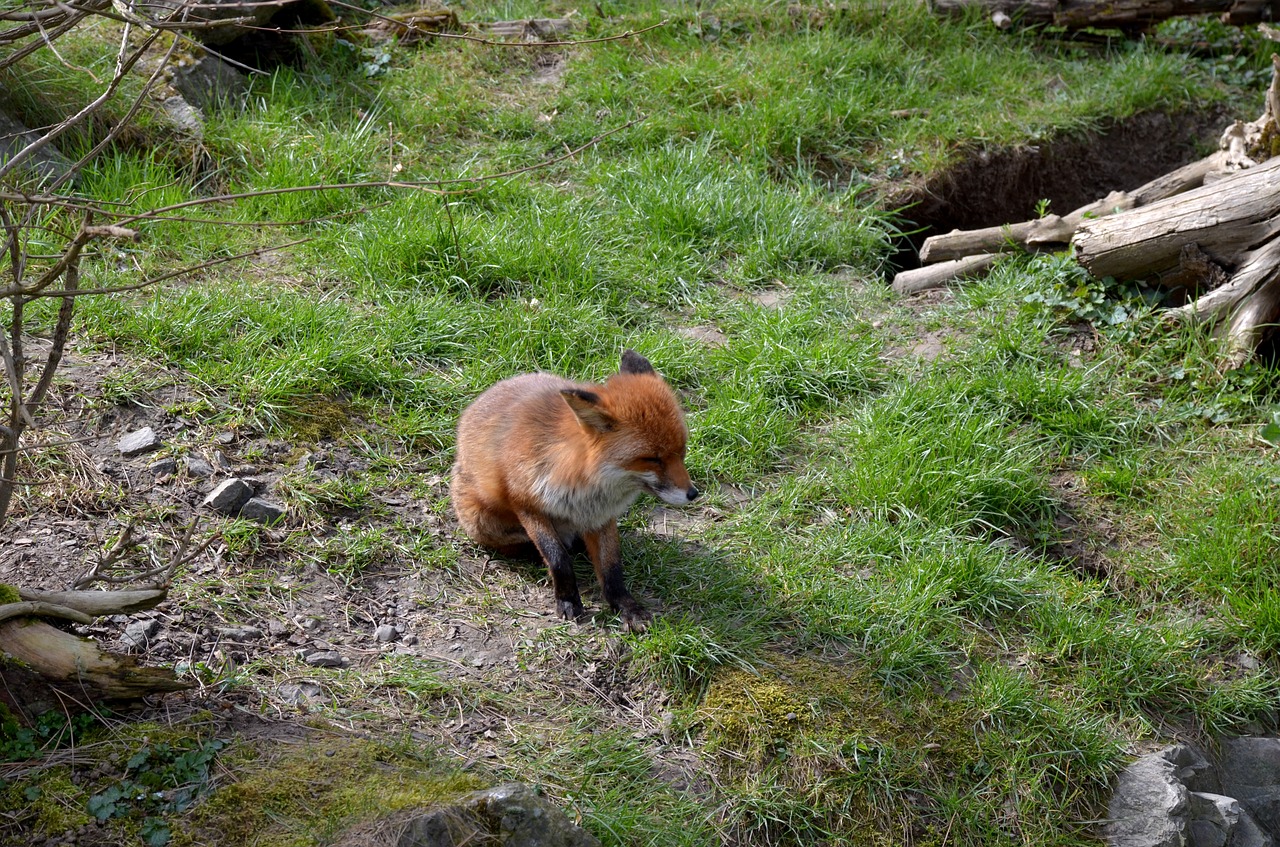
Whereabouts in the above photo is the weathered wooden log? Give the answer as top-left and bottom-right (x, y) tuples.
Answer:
(16, 587), (166, 617)
(0, 618), (190, 716)
(1224, 272), (1280, 367)
(927, 0), (1280, 29)
(919, 191), (1134, 264)
(892, 253), (1001, 294)
(1072, 155), (1280, 282)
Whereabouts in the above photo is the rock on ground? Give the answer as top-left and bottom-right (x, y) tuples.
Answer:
(1106, 744), (1277, 847)
(385, 783), (602, 847)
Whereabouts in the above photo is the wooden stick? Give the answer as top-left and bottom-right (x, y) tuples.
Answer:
(892, 253), (1001, 295)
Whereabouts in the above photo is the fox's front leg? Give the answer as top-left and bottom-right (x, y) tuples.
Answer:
(517, 511), (585, 622)
(584, 521), (650, 633)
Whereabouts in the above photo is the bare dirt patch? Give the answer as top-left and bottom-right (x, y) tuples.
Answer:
(0, 342), (719, 844)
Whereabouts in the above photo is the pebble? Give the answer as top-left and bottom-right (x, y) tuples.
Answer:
(118, 427), (162, 457)
(239, 497), (286, 525)
(185, 456), (215, 478)
(202, 478), (252, 514)
(374, 624), (398, 643)
(304, 650), (345, 668)
(149, 457), (177, 477)
(216, 624), (263, 643)
(278, 680), (325, 704)
(121, 619), (160, 652)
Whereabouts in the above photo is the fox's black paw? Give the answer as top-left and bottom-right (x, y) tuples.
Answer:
(619, 605), (652, 634)
(556, 598), (586, 622)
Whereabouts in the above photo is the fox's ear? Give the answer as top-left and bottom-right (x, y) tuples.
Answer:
(561, 388), (617, 433)
(620, 350), (656, 376)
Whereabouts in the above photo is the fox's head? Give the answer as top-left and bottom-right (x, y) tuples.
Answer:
(561, 350), (699, 506)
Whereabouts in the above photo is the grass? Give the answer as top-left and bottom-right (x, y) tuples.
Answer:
(5, 0), (1280, 844)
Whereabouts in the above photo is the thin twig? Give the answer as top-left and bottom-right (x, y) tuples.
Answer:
(15, 237), (311, 299)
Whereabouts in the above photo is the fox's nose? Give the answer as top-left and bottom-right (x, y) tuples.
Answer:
(686, 486), (700, 501)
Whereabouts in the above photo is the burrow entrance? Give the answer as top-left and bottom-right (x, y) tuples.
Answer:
(886, 109), (1228, 271)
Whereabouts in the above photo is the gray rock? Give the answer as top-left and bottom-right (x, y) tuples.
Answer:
(1189, 793), (1240, 847)
(375, 624), (398, 643)
(202, 478), (252, 514)
(118, 427), (162, 457)
(150, 457), (178, 477)
(169, 53), (246, 113)
(1220, 739), (1280, 838)
(122, 619), (160, 652)
(0, 109), (76, 185)
(278, 680), (325, 705)
(240, 497), (286, 525)
(395, 783), (602, 847)
(304, 650), (345, 668)
(159, 95), (203, 138)
(1171, 745), (1221, 795)
(1231, 806), (1274, 847)
(1105, 746), (1189, 847)
(216, 624), (263, 643)
(185, 456), (215, 478)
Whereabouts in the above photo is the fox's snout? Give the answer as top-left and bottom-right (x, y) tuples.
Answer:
(654, 483), (700, 506)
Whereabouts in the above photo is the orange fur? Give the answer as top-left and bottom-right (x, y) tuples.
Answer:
(450, 351), (697, 630)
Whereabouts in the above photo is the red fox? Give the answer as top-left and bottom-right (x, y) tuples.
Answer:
(450, 350), (698, 631)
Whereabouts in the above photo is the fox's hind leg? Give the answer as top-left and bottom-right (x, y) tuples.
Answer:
(451, 467), (530, 552)
(515, 510), (586, 622)
(584, 521), (650, 633)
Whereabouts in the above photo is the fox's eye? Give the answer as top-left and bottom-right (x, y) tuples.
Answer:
(642, 456), (662, 465)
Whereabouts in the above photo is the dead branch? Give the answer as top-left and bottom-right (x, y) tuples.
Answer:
(0, 601), (93, 625)
(74, 515), (216, 589)
(17, 587), (167, 615)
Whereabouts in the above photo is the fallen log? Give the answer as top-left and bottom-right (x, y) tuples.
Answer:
(918, 191), (1133, 264)
(892, 50), (1280, 366)
(927, 0), (1280, 30)
(0, 618), (190, 717)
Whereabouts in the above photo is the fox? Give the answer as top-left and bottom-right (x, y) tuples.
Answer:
(450, 350), (698, 632)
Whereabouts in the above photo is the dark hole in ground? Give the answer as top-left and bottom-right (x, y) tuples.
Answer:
(212, 0), (339, 71)
(885, 110), (1227, 272)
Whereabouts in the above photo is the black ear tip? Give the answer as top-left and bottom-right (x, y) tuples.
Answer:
(561, 387), (601, 404)
(620, 349), (656, 375)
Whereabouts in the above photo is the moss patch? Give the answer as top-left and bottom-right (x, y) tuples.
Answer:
(282, 397), (361, 442)
(0, 583), (20, 605)
(700, 654), (984, 845)
(177, 735), (482, 847)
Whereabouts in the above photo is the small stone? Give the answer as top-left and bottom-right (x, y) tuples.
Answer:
(149, 457), (177, 477)
(118, 427), (162, 457)
(267, 620), (288, 637)
(304, 650), (345, 668)
(202, 478), (252, 514)
(215, 432), (236, 446)
(402, 634), (419, 646)
(121, 619), (160, 652)
(239, 497), (286, 525)
(278, 680), (324, 705)
(185, 456), (215, 478)
(214, 451), (233, 469)
(374, 624), (397, 643)
(215, 624), (263, 643)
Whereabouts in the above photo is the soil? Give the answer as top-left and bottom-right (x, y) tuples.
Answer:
(0, 343), (717, 842)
